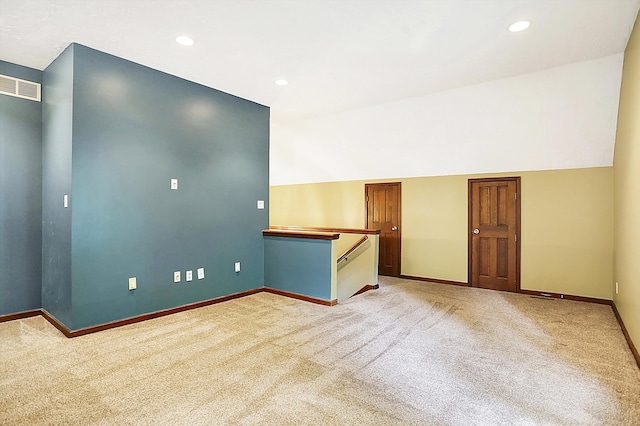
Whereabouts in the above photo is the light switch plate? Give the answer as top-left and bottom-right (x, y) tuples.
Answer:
(186, 270), (193, 281)
(197, 268), (205, 279)
(63, 194), (69, 208)
(257, 200), (265, 209)
(171, 179), (178, 190)
(128, 277), (137, 290)
(234, 262), (241, 273)
(174, 271), (181, 283)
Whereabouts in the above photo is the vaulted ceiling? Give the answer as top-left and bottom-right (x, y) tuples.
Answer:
(1, 0), (639, 121)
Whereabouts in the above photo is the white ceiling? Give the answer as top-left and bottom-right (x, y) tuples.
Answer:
(1, 0), (639, 120)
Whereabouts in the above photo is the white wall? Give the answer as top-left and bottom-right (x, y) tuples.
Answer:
(271, 54), (623, 186)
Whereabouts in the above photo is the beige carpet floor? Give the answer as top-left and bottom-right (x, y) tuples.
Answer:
(1, 276), (639, 425)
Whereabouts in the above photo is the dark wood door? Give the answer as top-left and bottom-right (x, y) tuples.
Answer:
(469, 178), (520, 292)
(366, 183), (401, 277)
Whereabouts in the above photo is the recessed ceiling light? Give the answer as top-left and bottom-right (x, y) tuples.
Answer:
(275, 79), (289, 86)
(176, 36), (195, 46)
(509, 20), (531, 32)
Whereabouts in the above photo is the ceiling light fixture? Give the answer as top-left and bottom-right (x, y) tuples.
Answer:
(175, 36), (195, 46)
(275, 79), (289, 86)
(508, 20), (531, 32)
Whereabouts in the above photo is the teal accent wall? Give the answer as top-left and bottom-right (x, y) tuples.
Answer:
(41, 46), (74, 326)
(62, 44), (269, 329)
(264, 236), (333, 300)
(2, 44), (269, 327)
(0, 61), (43, 315)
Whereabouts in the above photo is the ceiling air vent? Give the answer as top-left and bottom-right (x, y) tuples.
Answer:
(0, 74), (41, 102)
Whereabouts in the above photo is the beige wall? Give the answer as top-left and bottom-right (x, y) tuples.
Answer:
(270, 180), (366, 229)
(614, 17), (640, 354)
(271, 167), (613, 299)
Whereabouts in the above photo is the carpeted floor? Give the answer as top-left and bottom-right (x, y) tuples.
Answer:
(1, 276), (639, 425)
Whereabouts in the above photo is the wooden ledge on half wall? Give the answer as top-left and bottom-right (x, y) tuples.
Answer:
(269, 225), (380, 235)
(262, 229), (340, 240)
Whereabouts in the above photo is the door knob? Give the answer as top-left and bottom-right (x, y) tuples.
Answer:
(473, 228), (480, 234)
(392, 226), (398, 231)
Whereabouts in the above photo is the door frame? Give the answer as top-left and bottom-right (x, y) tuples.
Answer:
(467, 177), (521, 292)
(365, 182), (402, 277)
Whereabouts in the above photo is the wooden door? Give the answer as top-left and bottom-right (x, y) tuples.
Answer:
(365, 183), (401, 277)
(468, 178), (520, 292)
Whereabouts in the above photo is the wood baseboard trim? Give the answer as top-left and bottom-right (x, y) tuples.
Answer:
(40, 309), (73, 337)
(354, 284), (380, 296)
(399, 275), (469, 287)
(0, 309), (41, 323)
(68, 288), (264, 338)
(0, 309), (74, 338)
(23, 289), (263, 338)
(397, 276), (613, 306)
(1, 287), (335, 338)
(262, 287), (337, 306)
(611, 302), (640, 370)
(518, 289), (612, 305)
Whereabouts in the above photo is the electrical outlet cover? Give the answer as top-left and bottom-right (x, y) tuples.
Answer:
(186, 270), (193, 281)
(174, 271), (181, 283)
(197, 268), (205, 279)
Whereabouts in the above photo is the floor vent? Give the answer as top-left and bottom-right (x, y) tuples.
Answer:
(0, 74), (41, 102)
